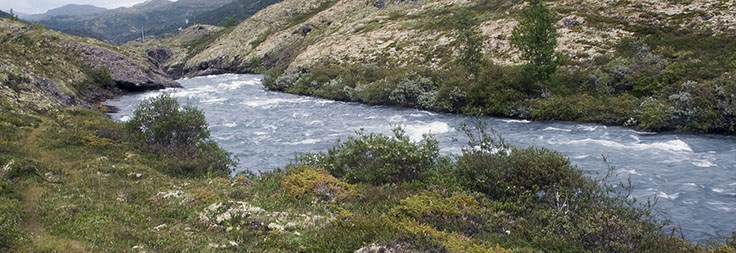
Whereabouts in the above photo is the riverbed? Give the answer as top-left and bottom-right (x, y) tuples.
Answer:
(106, 74), (736, 242)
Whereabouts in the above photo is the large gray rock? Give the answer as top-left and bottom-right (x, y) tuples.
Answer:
(70, 42), (180, 92)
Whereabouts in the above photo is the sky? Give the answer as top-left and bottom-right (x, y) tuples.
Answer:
(1, 0), (150, 14)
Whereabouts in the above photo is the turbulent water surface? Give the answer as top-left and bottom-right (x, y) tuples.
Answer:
(107, 74), (736, 242)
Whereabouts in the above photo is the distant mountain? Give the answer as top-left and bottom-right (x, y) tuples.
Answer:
(192, 0), (283, 26)
(33, 0), (232, 44)
(0, 10), (12, 19)
(24, 4), (108, 20)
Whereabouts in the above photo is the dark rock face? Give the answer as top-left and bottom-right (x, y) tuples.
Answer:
(292, 25), (313, 37)
(147, 48), (174, 67)
(30, 75), (86, 106)
(562, 18), (581, 28)
(373, 0), (387, 8)
(70, 42), (179, 92)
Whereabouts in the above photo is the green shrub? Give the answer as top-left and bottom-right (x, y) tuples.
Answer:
(389, 72), (435, 107)
(511, 0), (560, 90)
(126, 94), (236, 177)
(0, 178), (23, 252)
(298, 128), (441, 185)
(455, 123), (585, 199)
(84, 66), (114, 88)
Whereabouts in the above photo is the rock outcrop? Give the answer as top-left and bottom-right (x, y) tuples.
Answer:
(71, 42), (178, 91)
(0, 18), (178, 112)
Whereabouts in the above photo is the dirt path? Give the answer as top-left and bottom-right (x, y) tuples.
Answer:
(17, 118), (87, 252)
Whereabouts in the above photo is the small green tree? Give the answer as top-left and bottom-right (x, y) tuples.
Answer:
(454, 9), (486, 74)
(127, 94), (236, 177)
(223, 17), (238, 28)
(511, 0), (559, 93)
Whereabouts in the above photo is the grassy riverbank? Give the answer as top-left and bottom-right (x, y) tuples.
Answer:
(263, 27), (736, 135)
(2, 97), (736, 252)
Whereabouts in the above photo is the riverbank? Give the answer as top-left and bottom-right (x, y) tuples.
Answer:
(260, 32), (736, 136)
(108, 74), (736, 243)
(3, 96), (734, 252)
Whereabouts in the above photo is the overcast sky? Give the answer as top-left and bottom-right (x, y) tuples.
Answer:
(1, 0), (150, 14)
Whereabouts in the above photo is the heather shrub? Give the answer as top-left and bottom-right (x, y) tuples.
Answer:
(127, 94), (236, 177)
(298, 128), (441, 185)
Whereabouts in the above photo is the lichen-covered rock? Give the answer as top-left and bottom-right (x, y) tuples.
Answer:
(71, 42), (178, 91)
(160, 0), (735, 77)
(0, 18), (178, 112)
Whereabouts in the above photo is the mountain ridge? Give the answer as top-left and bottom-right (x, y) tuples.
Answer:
(24, 4), (108, 20)
(31, 0), (232, 44)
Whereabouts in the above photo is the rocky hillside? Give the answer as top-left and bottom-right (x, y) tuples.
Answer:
(151, 0), (736, 134)
(0, 18), (177, 113)
(173, 0), (735, 74)
(32, 0), (232, 44)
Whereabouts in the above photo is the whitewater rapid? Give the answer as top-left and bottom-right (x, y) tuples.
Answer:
(106, 74), (736, 242)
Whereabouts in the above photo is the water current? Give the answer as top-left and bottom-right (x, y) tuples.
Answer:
(106, 74), (736, 242)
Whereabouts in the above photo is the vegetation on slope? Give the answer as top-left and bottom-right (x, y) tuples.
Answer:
(191, 0), (284, 27)
(139, 0), (734, 134)
(32, 0), (232, 44)
(248, 0), (736, 134)
(2, 96), (736, 251)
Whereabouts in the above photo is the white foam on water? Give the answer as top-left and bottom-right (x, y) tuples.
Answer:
(561, 138), (693, 153)
(501, 119), (531, 124)
(119, 116), (131, 122)
(218, 80), (253, 90)
(684, 183), (697, 187)
(403, 121), (452, 141)
(544, 127), (572, 132)
(410, 114), (425, 117)
(223, 123), (237, 128)
(658, 191), (680, 200)
(284, 139), (321, 145)
(630, 135), (641, 142)
(578, 125), (605, 131)
(707, 201), (735, 212)
(306, 120), (325, 126)
(315, 100), (334, 105)
(629, 129), (657, 135)
(572, 155), (590, 159)
(691, 159), (717, 168)
(241, 98), (310, 108)
(200, 97), (227, 104)
(388, 115), (407, 123)
(622, 169), (642, 175)
(712, 188), (726, 193)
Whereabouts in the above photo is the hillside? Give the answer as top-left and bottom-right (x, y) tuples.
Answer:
(32, 0), (232, 44)
(157, 0), (736, 134)
(0, 18), (177, 112)
(2, 10), (736, 252)
(23, 4), (108, 20)
(191, 0), (284, 26)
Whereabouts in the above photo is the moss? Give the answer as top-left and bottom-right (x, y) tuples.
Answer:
(389, 193), (479, 219)
(389, 218), (512, 253)
(281, 165), (355, 200)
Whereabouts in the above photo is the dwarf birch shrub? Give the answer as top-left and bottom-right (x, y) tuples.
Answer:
(127, 94), (236, 177)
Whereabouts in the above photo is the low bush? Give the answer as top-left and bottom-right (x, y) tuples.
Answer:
(126, 94), (236, 177)
(281, 165), (354, 201)
(298, 128), (441, 185)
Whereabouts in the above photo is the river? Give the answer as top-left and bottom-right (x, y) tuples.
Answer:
(106, 74), (736, 242)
